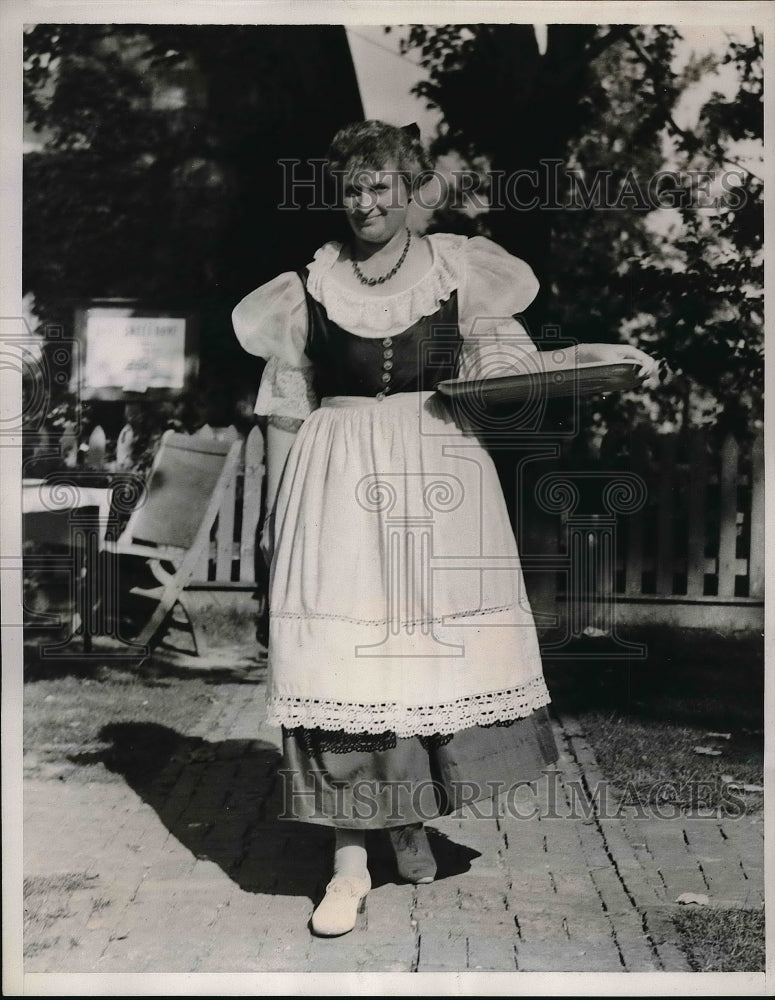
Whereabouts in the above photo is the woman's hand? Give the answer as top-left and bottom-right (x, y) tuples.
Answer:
(577, 343), (662, 388)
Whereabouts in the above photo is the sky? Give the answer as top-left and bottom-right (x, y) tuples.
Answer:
(345, 27), (443, 141)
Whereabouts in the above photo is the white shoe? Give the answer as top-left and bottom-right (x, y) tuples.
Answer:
(311, 873), (371, 937)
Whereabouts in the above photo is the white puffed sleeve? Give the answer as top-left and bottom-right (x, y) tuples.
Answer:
(457, 236), (540, 380)
(232, 272), (318, 421)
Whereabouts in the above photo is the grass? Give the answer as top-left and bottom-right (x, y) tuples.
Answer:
(23, 668), (244, 784)
(21, 577), (264, 765)
(543, 627), (764, 812)
(671, 908), (766, 972)
(573, 714), (762, 813)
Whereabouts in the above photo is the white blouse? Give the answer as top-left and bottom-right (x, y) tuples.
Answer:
(232, 233), (540, 421)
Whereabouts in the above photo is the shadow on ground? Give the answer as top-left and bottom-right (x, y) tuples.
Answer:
(69, 722), (480, 900)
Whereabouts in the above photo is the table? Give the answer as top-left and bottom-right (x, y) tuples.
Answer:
(23, 479), (113, 653)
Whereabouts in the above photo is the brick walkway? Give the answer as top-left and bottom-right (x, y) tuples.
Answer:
(23, 680), (764, 975)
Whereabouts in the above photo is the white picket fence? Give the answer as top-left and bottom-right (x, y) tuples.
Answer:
(88, 420), (762, 630)
(554, 427), (764, 630)
(199, 424), (764, 630)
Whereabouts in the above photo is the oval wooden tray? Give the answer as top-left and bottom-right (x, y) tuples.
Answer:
(435, 361), (644, 404)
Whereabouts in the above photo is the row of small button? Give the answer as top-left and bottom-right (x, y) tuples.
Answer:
(377, 337), (393, 400)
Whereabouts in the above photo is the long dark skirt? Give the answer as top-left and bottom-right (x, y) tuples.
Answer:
(279, 707), (559, 829)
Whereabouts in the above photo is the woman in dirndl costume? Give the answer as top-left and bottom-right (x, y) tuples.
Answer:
(233, 120), (656, 937)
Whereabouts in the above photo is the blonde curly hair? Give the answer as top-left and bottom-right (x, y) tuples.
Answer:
(326, 120), (430, 193)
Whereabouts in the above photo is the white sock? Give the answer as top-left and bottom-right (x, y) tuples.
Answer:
(333, 829), (368, 879)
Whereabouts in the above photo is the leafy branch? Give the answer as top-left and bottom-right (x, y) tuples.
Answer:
(623, 28), (763, 184)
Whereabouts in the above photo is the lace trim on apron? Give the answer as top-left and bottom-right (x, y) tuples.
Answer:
(267, 676), (551, 738)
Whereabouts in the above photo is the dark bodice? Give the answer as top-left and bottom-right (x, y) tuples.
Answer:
(299, 269), (462, 400)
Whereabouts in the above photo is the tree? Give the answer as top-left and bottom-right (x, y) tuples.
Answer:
(622, 31), (764, 435)
(401, 24), (764, 432)
(24, 24), (363, 420)
(400, 24), (632, 282)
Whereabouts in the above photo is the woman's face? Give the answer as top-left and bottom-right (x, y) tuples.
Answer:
(341, 160), (410, 244)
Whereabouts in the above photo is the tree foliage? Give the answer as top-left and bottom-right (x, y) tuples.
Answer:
(23, 24), (763, 437)
(23, 24), (362, 419)
(628, 31), (764, 434)
(401, 24), (763, 432)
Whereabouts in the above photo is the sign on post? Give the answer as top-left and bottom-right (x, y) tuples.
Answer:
(73, 300), (198, 400)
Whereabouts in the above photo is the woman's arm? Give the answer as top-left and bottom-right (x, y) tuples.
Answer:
(455, 239), (660, 386)
(266, 418), (300, 512)
(536, 342), (660, 386)
(261, 416), (302, 565)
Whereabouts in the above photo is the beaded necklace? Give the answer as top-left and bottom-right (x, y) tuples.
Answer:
(351, 228), (412, 286)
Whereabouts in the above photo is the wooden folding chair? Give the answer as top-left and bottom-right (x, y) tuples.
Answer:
(105, 429), (243, 654)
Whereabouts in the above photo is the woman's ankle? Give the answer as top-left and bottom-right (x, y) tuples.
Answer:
(333, 828), (368, 878)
